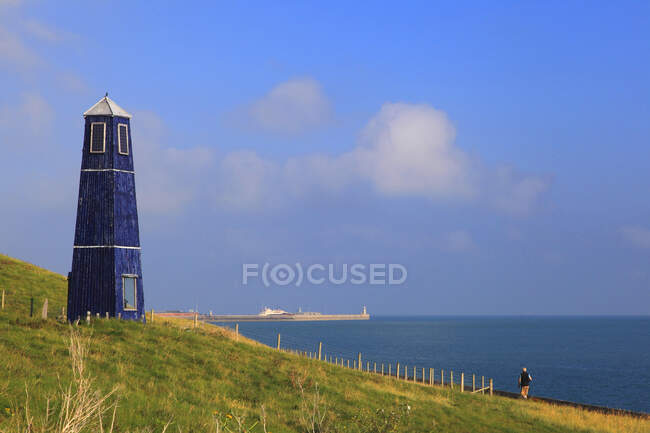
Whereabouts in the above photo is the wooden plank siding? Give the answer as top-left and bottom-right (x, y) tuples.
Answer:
(67, 111), (144, 322)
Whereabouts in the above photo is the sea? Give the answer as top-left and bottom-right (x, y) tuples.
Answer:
(211, 316), (650, 413)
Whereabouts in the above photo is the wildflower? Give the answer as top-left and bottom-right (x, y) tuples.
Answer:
(226, 414), (233, 419)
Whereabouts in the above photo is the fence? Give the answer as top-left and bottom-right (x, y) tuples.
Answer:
(225, 326), (650, 419)
(0, 289), (54, 319)
(0, 289), (157, 323)
(5, 298), (648, 419)
(225, 325), (495, 396)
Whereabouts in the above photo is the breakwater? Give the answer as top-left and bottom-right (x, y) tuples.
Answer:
(158, 312), (370, 322)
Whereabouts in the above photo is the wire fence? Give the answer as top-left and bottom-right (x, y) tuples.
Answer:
(217, 321), (493, 395)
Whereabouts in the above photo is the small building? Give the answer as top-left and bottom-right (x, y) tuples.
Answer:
(67, 95), (145, 321)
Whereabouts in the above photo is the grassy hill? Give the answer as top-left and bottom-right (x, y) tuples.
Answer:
(0, 253), (648, 433)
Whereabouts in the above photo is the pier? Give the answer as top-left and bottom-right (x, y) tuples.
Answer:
(157, 311), (370, 322)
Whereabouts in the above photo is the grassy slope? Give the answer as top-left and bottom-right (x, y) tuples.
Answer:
(0, 253), (648, 433)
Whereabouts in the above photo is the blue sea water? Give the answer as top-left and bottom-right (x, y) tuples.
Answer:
(212, 316), (650, 413)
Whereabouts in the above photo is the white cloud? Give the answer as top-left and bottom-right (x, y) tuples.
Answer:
(243, 77), (332, 134)
(56, 71), (88, 93)
(0, 0), (23, 7)
(487, 165), (549, 214)
(215, 150), (279, 211)
(133, 112), (214, 214)
(0, 92), (54, 144)
(445, 230), (475, 252)
(215, 102), (549, 215)
(23, 20), (73, 43)
(0, 26), (40, 70)
(619, 226), (650, 249)
(352, 103), (475, 199)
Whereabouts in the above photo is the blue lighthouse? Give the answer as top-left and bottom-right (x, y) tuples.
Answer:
(67, 95), (144, 321)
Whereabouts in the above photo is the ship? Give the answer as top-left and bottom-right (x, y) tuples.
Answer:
(258, 307), (292, 317)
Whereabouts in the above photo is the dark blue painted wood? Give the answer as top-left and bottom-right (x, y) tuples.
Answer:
(68, 111), (144, 322)
(114, 172), (140, 246)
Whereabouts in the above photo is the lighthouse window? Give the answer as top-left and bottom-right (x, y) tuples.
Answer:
(122, 276), (137, 311)
(118, 124), (129, 155)
(90, 122), (106, 153)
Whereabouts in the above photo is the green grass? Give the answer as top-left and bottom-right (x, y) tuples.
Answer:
(0, 253), (648, 433)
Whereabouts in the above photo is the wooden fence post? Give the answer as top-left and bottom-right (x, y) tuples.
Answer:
(441, 369), (444, 387)
(347, 359), (350, 368)
(335, 357), (338, 365)
(105, 312), (109, 319)
(318, 342), (322, 360)
(482, 376), (485, 395)
(151, 309), (154, 323)
(277, 333), (281, 350)
(381, 364), (384, 375)
(374, 362), (377, 373)
(366, 362), (370, 372)
(396, 363), (400, 379)
(473, 374), (476, 392)
(358, 353), (362, 370)
(450, 371), (454, 389)
(388, 364), (391, 377)
(489, 379), (493, 396)
(422, 367), (425, 384)
(41, 298), (48, 320)
(404, 365), (407, 380)
(86, 311), (90, 324)
(1, 289), (4, 309)
(429, 368), (433, 385)
(461, 373), (464, 392)
(117, 312), (121, 320)
(235, 323), (239, 341)
(353, 360), (356, 369)
(193, 313), (198, 328)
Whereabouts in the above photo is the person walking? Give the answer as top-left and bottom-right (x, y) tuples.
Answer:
(519, 367), (532, 399)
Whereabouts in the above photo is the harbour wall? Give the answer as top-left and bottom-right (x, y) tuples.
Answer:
(157, 312), (370, 322)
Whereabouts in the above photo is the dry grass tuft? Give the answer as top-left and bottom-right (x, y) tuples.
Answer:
(1, 329), (118, 433)
(520, 402), (650, 433)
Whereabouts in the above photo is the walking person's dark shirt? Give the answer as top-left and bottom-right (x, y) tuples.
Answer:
(519, 368), (532, 399)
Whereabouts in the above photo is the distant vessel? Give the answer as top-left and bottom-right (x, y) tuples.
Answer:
(259, 307), (292, 317)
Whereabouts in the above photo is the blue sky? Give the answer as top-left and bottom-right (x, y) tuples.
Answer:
(1, 1), (649, 315)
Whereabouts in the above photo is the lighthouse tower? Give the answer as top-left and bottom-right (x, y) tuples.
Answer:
(67, 95), (144, 321)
